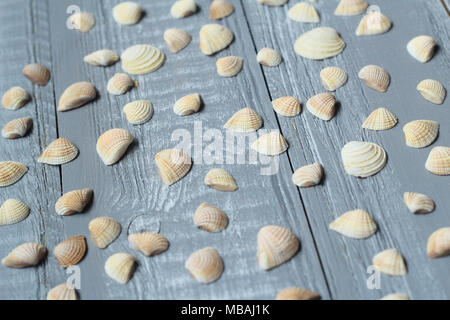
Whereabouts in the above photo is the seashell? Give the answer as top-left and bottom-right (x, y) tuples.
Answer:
(272, 96), (301, 117)
(341, 141), (387, 178)
(358, 65), (390, 92)
(329, 209), (377, 239)
(173, 93), (202, 116)
(194, 202), (229, 233)
(258, 0), (288, 5)
(155, 149), (192, 185)
(89, 217), (122, 249)
(58, 81), (96, 112)
(416, 79), (446, 105)
(204, 168), (237, 192)
(123, 100), (153, 125)
(210, 0), (234, 20)
(107, 73), (135, 95)
(121, 44), (165, 75)
(224, 108), (262, 132)
(185, 247), (224, 283)
(362, 108), (397, 131)
(427, 227), (450, 258)
(47, 283), (78, 300)
(22, 63), (50, 86)
(199, 24), (234, 55)
(257, 48), (282, 67)
(407, 35), (436, 63)
(294, 27), (345, 60)
(0, 161), (28, 187)
(334, 0), (368, 16)
(2, 242), (46, 268)
(356, 11), (392, 36)
(306, 92), (336, 121)
(257, 225), (299, 270)
(164, 28), (192, 53)
(83, 49), (119, 67)
(380, 293), (410, 300)
(2, 117), (32, 139)
(53, 235), (86, 267)
(403, 192), (434, 214)
(55, 188), (93, 216)
(320, 66), (348, 91)
(171, 0), (197, 19)
(38, 137), (78, 165)
(425, 146), (450, 176)
(96, 128), (133, 165)
(68, 12), (95, 32)
(1, 87), (30, 110)
(105, 253), (136, 284)
(288, 2), (320, 23)
(216, 56), (243, 77)
(0, 199), (30, 226)
(251, 131), (288, 156)
(402, 120), (439, 148)
(291, 162), (323, 187)
(128, 232), (169, 256)
(276, 287), (320, 300)
(112, 1), (142, 25)
(372, 249), (407, 276)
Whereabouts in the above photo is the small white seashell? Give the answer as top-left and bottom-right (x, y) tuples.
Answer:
(216, 56), (243, 77)
(173, 93), (202, 116)
(112, 1), (142, 25)
(380, 293), (410, 300)
(2, 87), (30, 110)
(2, 117), (32, 139)
(427, 227), (450, 259)
(416, 79), (446, 105)
(358, 65), (390, 92)
(294, 27), (345, 60)
(55, 188), (93, 216)
(276, 287), (321, 300)
(171, 0), (197, 18)
(164, 28), (192, 53)
(224, 108), (262, 132)
(199, 24), (234, 55)
(89, 217), (122, 249)
(123, 100), (153, 125)
(288, 2), (320, 23)
(306, 92), (336, 121)
(47, 283), (78, 300)
(402, 120), (439, 149)
(105, 253), (136, 284)
(128, 232), (169, 256)
(209, 0), (235, 20)
(341, 141), (387, 178)
(0, 161), (28, 187)
(22, 63), (50, 86)
(356, 11), (392, 36)
(407, 35), (436, 63)
(334, 0), (368, 16)
(257, 48), (282, 67)
(2, 242), (46, 268)
(193, 202), (228, 232)
(58, 81), (97, 112)
(258, 0), (288, 5)
(272, 96), (301, 117)
(38, 137), (79, 165)
(204, 168), (238, 192)
(425, 146), (450, 176)
(155, 149), (192, 185)
(185, 247), (224, 283)
(251, 131), (288, 156)
(121, 44), (165, 75)
(403, 192), (434, 214)
(362, 108), (397, 131)
(68, 12), (95, 32)
(373, 249), (407, 276)
(0, 199), (30, 226)
(292, 162), (323, 187)
(107, 73), (135, 95)
(83, 49), (119, 67)
(329, 209), (377, 239)
(320, 67), (348, 91)
(96, 128), (133, 165)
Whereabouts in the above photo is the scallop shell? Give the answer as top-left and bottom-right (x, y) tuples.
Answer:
(96, 128), (133, 165)
(416, 79), (446, 105)
(123, 100), (153, 125)
(276, 287), (320, 300)
(288, 2), (320, 23)
(257, 48), (282, 67)
(291, 162), (323, 187)
(173, 93), (202, 116)
(306, 92), (336, 121)
(320, 66), (348, 91)
(53, 235), (86, 267)
(209, 0), (234, 20)
(68, 12), (95, 32)
(251, 131), (288, 156)
(224, 107), (262, 132)
(216, 56), (243, 77)
(380, 293), (410, 300)
(329, 209), (377, 239)
(204, 168), (237, 192)
(2, 242), (46, 268)
(38, 138), (79, 165)
(358, 65), (390, 92)
(83, 49), (119, 67)
(362, 108), (397, 131)
(58, 81), (96, 112)
(128, 232), (169, 256)
(294, 27), (345, 60)
(341, 141), (387, 178)
(47, 283), (78, 300)
(194, 202), (229, 233)
(356, 11), (392, 36)
(164, 28), (192, 53)
(1, 87), (30, 110)
(402, 120), (439, 148)
(2, 117), (32, 139)
(272, 96), (301, 117)
(121, 44), (165, 75)
(373, 249), (407, 276)
(403, 192), (435, 214)
(185, 247), (224, 283)
(22, 63), (50, 86)
(0, 161), (27, 187)
(427, 227), (450, 259)
(334, 0), (368, 16)
(112, 1), (142, 25)
(105, 253), (136, 284)
(107, 73), (135, 95)
(258, 0), (288, 5)
(407, 35), (436, 63)
(155, 149), (192, 186)
(0, 199), (30, 226)
(199, 24), (234, 55)
(55, 188), (93, 216)
(89, 217), (122, 249)
(257, 225), (299, 270)
(425, 146), (450, 176)
(171, 0), (197, 19)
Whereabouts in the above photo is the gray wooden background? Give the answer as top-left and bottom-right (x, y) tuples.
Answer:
(0, 0), (448, 300)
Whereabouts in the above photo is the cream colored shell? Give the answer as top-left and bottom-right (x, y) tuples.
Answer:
(216, 56), (243, 77)
(288, 2), (320, 23)
(173, 93), (202, 116)
(224, 107), (262, 132)
(171, 0), (197, 19)
(372, 249), (407, 276)
(427, 227), (450, 258)
(292, 162), (323, 187)
(121, 44), (165, 75)
(112, 2), (142, 25)
(123, 100), (153, 125)
(306, 92), (336, 121)
(403, 192), (435, 214)
(251, 131), (288, 156)
(407, 35), (436, 63)
(83, 49), (119, 67)
(155, 149), (192, 185)
(362, 108), (397, 131)
(320, 66), (347, 91)
(341, 141), (387, 178)
(2, 117), (32, 139)
(58, 81), (97, 112)
(199, 24), (234, 55)
(68, 12), (95, 32)
(276, 287), (320, 300)
(2, 87), (30, 110)
(0, 199), (30, 226)
(185, 247), (224, 283)
(334, 0), (368, 16)
(209, 0), (235, 20)
(38, 137), (79, 165)
(416, 79), (446, 105)
(2, 242), (46, 268)
(89, 217), (122, 249)
(257, 48), (282, 67)
(128, 232), (169, 256)
(0, 161), (28, 187)
(294, 27), (345, 60)
(402, 120), (438, 148)
(272, 96), (301, 117)
(356, 11), (392, 36)
(96, 128), (134, 165)
(425, 146), (450, 176)
(358, 65), (390, 92)
(194, 202), (229, 232)
(204, 168), (238, 192)
(55, 188), (93, 216)
(105, 253), (136, 284)
(164, 28), (192, 53)
(47, 283), (78, 300)
(329, 209), (377, 239)
(107, 73), (135, 95)
(22, 63), (50, 86)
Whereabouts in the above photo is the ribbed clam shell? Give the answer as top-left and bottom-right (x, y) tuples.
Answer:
(251, 131), (288, 156)
(216, 56), (243, 77)
(113, 1), (142, 25)
(171, 0), (197, 19)
(58, 81), (96, 112)
(155, 149), (192, 185)
(89, 217), (122, 249)
(83, 49), (119, 67)
(53, 235), (86, 267)
(121, 44), (165, 75)
(294, 27), (345, 60)
(107, 73), (135, 95)
(1, 87), (30, 110)
(272, 96), (301, 117)
(0, 199), (30, 226)
(358, 65), (390, 92)
(257, 225), (299, 270)
(292, 162), (323, 187)
(47, 283), (78, 300)
(38, 138), (79, 165)
(105, 253), (136, 284)
(380, 293), (410, 300)
(123, 100), (153, 125)
(334, 0), (368, 16)
(96, 128), (133, 165)
(288, 2), (320, 23)
(402, 120), (438, 148)
(341, 141), (387, 178)
(356, 11), (392, 36)
(194, 202), (228, 232)
(128, 232), (169, 256)
(257, 48), (282, 67)
(306, 92), (336, 121)
(373, 249), (407, 276)
(164, 28), (192, 53)
(224, 107), (262, 132)
(403, 192), (435, 214)
(0, 161), (27, 187)
(427, 227), (450, 258)
(185, 247), (224, 283)
(173, 93), (202, 116)
(2, 242), (46, 268)
(425, 146), (450, 176)
(209, 0), (234, 20)
(258, 0), (288, 5)
(362, 108), (397, 131)
(320, 66), (348, 91)
(22, 63), (50, 86)
(199, 24), (234, 55)
(204, 168), (238, 192)
(69, 12), (95, 32)
(416, 79), (446, 105)
(407, 35), (436, 63)
(276, 287), (320, 300)
(55, 188), (93, 216)
(2, 117), (32, 139)
(329, 209), (377, 239)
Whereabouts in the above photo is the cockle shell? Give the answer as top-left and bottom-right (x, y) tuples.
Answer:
(356, 11), (392, 36)
(362, 108), (397, 131)
(194, 202), (228, 233)
(257, 225), (299, 270)
(199, 24), (234, 55)
(373, 249), (407, 276)
(0, 199), (30, 226)
(358, 65), (390, 92)
(105, 253), (136, 284)
(123, 100), (153, 125)
(402, 120), (438, 148)
(121, 44), (165, 75)
(334, 0), (368, 16)
(216, 56), (243, 77)
(0, 161), (27, 187)
(53, 235), (86, 267)
(112, 1), (142, 25)
(171, 0), (197, 19)
(58, 81), (96, 112)
(38, 138), (79, 165)
(294, 27), (345, 60)
(320, 66), (348, 91)
(257, 48), (282, 67)
(83, 49), (119, 67)
(276, 287), (320, 300)
(155, 149), (192, 185)
(425, 146), (450, 176)
(416, 79), (446, 105)
(209, 0), (234, 20)
(2, 117), (32, 139)
(407, 35), (436, 63)
(164, 28), (192, 53)
(55, 188), (93, 216)
(22, 63), (50, 86)
(2, 242), (46, 268)
(2, 87), (30, 110)
(107, 73), (135, 95)
(306, 92), (336, 121)
(68, 12), (95, 32)
(89, 217), (122, 249)
(272, 96), (301, 117)
(224, 107), (262, 132)
(185, 247), (224, 283)
(288, 2), (320, 23)
(380, 293), (410, 300)
(292, 162), (323, 187)
(341, 141), (387, 178)
(204, 168), (237, 192)
(427, 227), (450, 258)
(47, 283), (78, 300)
(329, 209), (377, 239)
(258, 0), (288, 5)
(251, 131), (288, 156)
(96, 128), (133, 165)
(403, 192), (434, 214)
(173, 93), (202, 116)
(128, 232), (169, 256)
